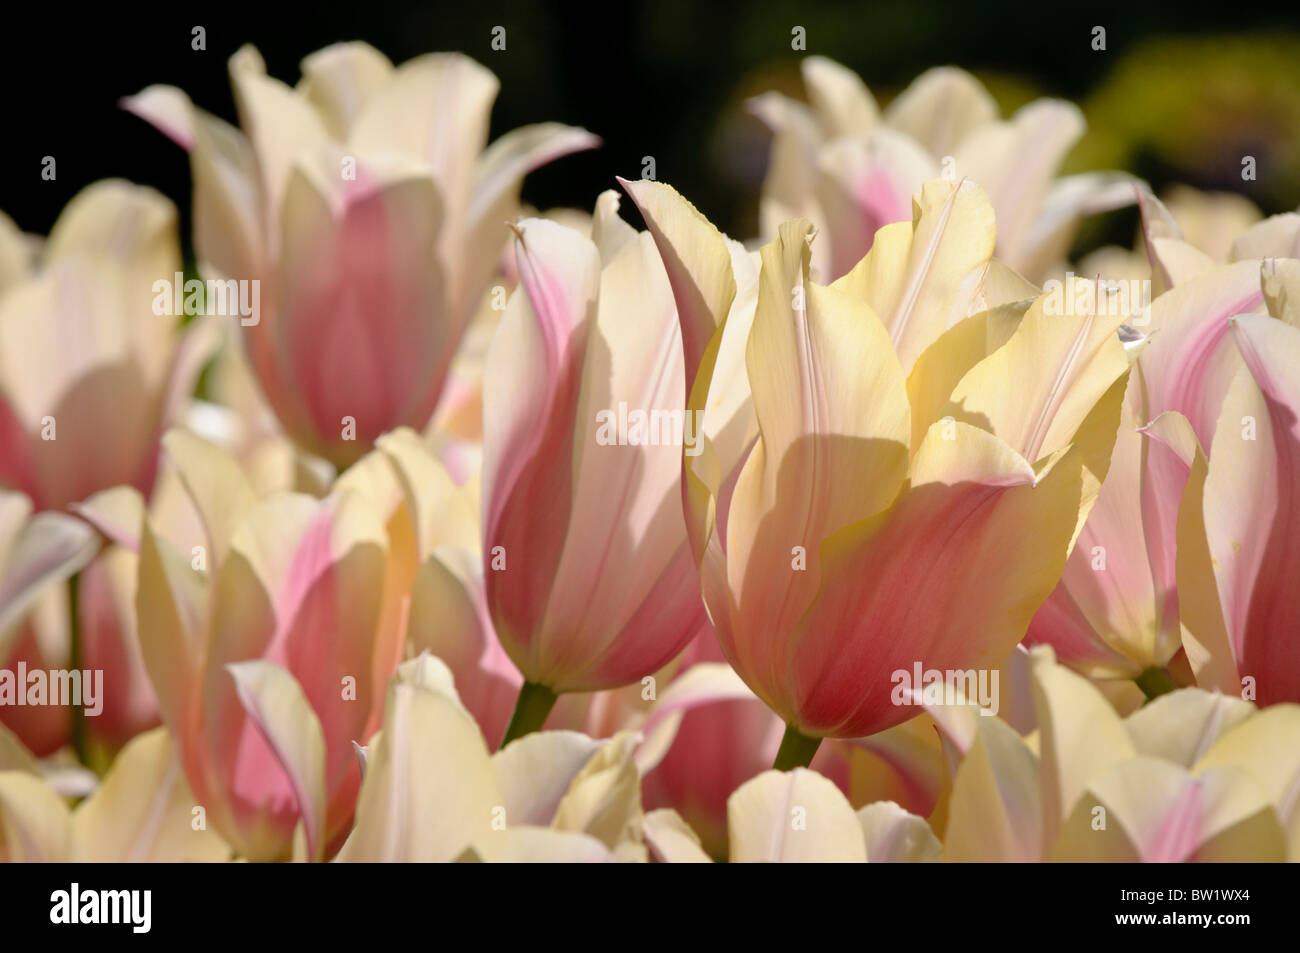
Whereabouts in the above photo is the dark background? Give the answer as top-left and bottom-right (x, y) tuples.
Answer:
(4, 0), (1300, 252)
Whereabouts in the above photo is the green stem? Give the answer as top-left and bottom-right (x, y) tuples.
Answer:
(68, 571), (88, 766)
(1136, 666), (1177, 702)
(773, 723), (822, 771)
(499, 681), (558, 748)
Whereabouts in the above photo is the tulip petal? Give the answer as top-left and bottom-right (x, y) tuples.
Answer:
(1015, 172), (1139, 281)
(747, 93), (824, 267)
(0, 504), (97, 660)
(407, 549), (519, 746)
(552, 731), (645, 861)
(1196, 705), (1300, 858)
(1030, 647), (1135, 848)
(522, 232), (703, 689)
(857, 801), (941, 862)
(637, 661), (757, 774)
(461, 121), (600, 320)
(953, 100), (1083, 275)
(788, 423), (1087, 736)
(71, 728), (229, 861)
(727, 767), (866, 863)
(618, 177), (737, 381)
(0, 771), (71, 862)
(1052, 759), (1285, 862)
(724, 221), (910, 713)
(1173, 432), (1240, 694)
(1261, 257), (1300, 327)
(1028, 390), (1193, 675)
(77, 545), (159, 747)
(1140, 259), (1265, 452)
(905, 300), (1027, 453)
(801, 56), (878, 137)
(228, 45), (329, 242)
(0, 723), (39, 775)
(336, 674), (499, 862)
(0, 255), (165, 509)
(588, 189), (637, 262)
(189, 110), (265, 284)
(297, 42), (394, 140)
(883, 67), (998, 158)
(128, 82), (271, 288)
(162, 428), (258, 565)
(942, 716), (1041, 862)
(1231, 212), (1300, 261)
(471, 827), (616, 862)
(1124, 689), (1254, 768)
(1162, 185), (1263, 262)
(976, 259), (1041, 309)
(643, 808), (713, 863)
(1215, 315), (1300, 704)
(135, 519), (207, 754)
(845, 716), (948, 819)
(70, 486), (146, 554)
(227, 660), (327, 861)
(120, 84), (196, 149)
(471, 124), (601, 230)
(376, 427), (478, 555)
(815, 131), (938, 279)
(680, 240), (761, 567)
(492, 731), (603, 827)
(1150, 237), (1216, 289)
(832, 178), (996, 371)
(349, 52), (496, 222)
(0, 212), (30, 297)
(201, 492), (386, 858)
(45, 182), (180, 374)
(274, 157), (446, 465)
(944, 275), (1130, 463)
(481, 220), (604, 685)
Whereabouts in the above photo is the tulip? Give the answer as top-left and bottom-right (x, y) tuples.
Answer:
(124, 42), (598, 468)
(369, 423), (614, 749)
(1139, 184), (1298, 266)
(0, 490), (98, 754)
(336, 654), (645, 862)
(942, 646), (1290, 861)
(65, 404), (351, 762)
(382, 427), (525, 746)
(1084, 186), (1300, 303)
(638, 630), (852, 858)
(0, 727), (228, 861)
(0, 181), (213, 511)
(1026, 255), (1270, 683)
(1169, 270), (1300, 707)
(72, 546), (159, 753)
(424, 201), (617, 486)
(134, 428), (417, 860)
(645, 767), (939, 863)
(0, 181), (213, 756)
(628, 176), (1133, 765)
(1158, 186), (1265, 262)
(749, 58), (1136, 284)
(480, 200), (720, 740)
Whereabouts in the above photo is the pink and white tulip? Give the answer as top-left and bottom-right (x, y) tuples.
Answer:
(749, 59), (1136, 284)
(134, 429), (413, 860)
(629, 176), (1134, 745)
(480, 206), (709, 698)
(0, 182), (212, 510)
(124, 43), (598, 467)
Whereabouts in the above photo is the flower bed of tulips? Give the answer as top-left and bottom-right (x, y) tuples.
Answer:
(1, 44), (1299, 865)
